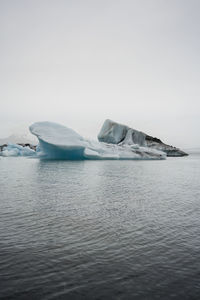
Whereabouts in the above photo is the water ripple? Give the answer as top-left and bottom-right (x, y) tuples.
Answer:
(0, 156), (200, 299)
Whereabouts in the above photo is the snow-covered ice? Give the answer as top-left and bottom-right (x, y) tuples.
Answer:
(29, 121), (166, 160)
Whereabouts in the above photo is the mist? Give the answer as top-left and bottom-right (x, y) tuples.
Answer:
(1, 0), (200, 148)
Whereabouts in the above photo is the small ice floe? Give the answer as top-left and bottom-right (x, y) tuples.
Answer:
(0, 143), (36, 157)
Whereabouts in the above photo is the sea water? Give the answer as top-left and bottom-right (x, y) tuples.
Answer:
(0, 154), (200, 299)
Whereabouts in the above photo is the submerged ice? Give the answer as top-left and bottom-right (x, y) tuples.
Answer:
(29, 121), (166, 160)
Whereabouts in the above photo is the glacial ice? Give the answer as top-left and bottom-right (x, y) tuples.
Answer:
(98, 119), (147, 146)
(98, 119), (188, 157)
(29, 121), (166, 160)
(0, 143), (36, 157)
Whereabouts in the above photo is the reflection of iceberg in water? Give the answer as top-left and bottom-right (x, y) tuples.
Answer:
(29, 122), (166, 160)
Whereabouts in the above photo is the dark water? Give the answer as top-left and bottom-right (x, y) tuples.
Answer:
(0, 155), (200, 299)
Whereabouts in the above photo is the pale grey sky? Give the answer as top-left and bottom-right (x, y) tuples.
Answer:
(0, 0), (199, 147)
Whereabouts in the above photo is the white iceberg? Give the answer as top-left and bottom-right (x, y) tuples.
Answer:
(1, 143), (36, 157)
(29, 121), (166, 160)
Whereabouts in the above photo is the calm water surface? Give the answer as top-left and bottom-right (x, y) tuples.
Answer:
(0, 155), (200, 299)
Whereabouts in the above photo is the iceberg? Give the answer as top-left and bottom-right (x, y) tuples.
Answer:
(98, 119), (146, 146)
(29, 122), (87, 159)
(29, 121), (166, 160)
(0, 143), (36, 157)
(1, 120), (186, 160)
(98, 119), (188, 157)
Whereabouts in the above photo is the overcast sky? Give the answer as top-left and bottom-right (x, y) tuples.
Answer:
(0, 0), (199, 147)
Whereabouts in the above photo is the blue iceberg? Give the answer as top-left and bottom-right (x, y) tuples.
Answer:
(29, 121), (166, 160)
